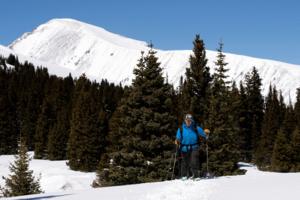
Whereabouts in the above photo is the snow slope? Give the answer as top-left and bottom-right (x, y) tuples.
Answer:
(0, 45), (79, 79)
(8, 18), (300, 103)
(0, 153), (95, 194)
(1, 153), (300, 200)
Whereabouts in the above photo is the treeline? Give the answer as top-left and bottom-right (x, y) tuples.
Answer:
(0, 35), (300, 188)
(0, 54), (124, 172)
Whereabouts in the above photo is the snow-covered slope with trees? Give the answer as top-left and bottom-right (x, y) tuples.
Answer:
(7, 18), (300, 102)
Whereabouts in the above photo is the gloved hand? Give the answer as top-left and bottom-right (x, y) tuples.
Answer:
(204, 129), (210, 139)
(174, 139), (180, 146)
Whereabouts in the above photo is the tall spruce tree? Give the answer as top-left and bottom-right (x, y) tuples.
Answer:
(271, 130), (292, 172)
(207, 42), (241, 176)
(0, 65), (18, 154)
(244, 67), (264, 161)
(67, 75), (104, 171)
(95, 48), (176, 186)
(182, 35), (211, 125)
(295, 88), (300, 125)
(236, 82), (252, 161)
(256, 85), (281, 168)
(271, 104), (295, 172)
(291, 127), (300, 171)
(1, 140), (42, 197)
(47, 76), (74, 160)
(34, 97), (55, 159)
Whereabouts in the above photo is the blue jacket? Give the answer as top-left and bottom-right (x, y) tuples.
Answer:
(176, 121), (207, 152)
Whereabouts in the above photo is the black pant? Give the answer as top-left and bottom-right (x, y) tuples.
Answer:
(180, 150), (200, 178)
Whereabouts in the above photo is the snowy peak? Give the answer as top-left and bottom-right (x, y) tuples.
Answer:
(10, 18), (148, 50)
(7, 18), (300, 103)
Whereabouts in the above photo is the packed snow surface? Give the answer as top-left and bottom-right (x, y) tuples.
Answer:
(1, 154), (300, 200)
(6, 18), (300, 103)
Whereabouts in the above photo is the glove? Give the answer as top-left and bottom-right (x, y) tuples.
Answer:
(174, 140), (180, 146)
(204, 129), (210, 140)
(204, 128), (210, 134)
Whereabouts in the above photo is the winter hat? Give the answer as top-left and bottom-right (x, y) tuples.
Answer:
(185, 114), (193, 120)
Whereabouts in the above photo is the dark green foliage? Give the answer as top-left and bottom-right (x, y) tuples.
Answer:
(1, 140), (43, 197)
(256, 86), (282, 168)
(271, 130), (292, 172)
(295, 88), (300, 124)
(95, 49), (176, 186)
(271, 104), (296, 172)
(291, 127), (300, 171)
(0, 65), (18, 154)
(34, 96), (55, 159)
(207, 42), (241, 176)
(182, 35), (211, 125)
(67, 75), (105, 171)
(236, 82), (253, 161)
(47, 76), (74, 160)
(244, 67), (264, 161)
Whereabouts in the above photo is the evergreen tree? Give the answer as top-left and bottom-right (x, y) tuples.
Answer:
(47, 76), (74, 160)
(271, 130), (292, 172)
(19, 62), (44, 150)
(182, 35), (211, 125)
(67, 75), (104, 171)
(34, 97), (55, 159)
(1, 140), (42, 197)
(295, 88), (300, 124)
(95, 48), (176, 186)
(244, 67), (264, 161)
(0, 64), (18, 154)
(236, 82), (253, 161)
(207, 42), (241, 176)
(256, 85), (281, 168)
(291, 127), (300, 171)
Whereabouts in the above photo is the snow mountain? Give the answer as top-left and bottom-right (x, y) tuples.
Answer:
(7, 18), (300, 103)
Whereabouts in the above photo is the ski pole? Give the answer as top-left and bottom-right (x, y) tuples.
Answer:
(171, 145), (179, 180)
(206, 142), (210, 178)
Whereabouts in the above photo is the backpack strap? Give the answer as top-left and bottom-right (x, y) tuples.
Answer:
(180, 126), (183, 141)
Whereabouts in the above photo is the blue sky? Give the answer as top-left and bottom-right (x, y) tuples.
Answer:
(1, 0), (299, 64)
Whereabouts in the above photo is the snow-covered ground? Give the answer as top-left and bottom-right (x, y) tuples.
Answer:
(1, 153), (300, 200)
(0, 153), (95, 194)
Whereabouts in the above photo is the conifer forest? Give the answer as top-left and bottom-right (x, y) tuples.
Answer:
(1, 36), (300, 187)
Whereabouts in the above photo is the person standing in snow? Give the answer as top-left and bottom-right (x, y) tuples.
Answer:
(175, 113), (209, 179)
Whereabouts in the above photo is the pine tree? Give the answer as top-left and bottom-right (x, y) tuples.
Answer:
(295, 88), (300, 125)
(34, 98), (54, 159)
(207, 42), (241, 176)
(1, 140), (42, 197)
(67, 75), (104, 171)
(244, 67), (264, 161)
(291, 127), (300, 171)
(182, 35), (211, 125)
(271, 130), (292, 172)
(95, 48), (176, 186)
(256, 85), (281, 168)
(47, 76), (74, 160)
(0, 64), (18, 154)
(236, 82), (253, 161)
(271, 103), (296, 172)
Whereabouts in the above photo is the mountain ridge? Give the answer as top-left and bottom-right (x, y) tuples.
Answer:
(5, 18), (300, 103)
